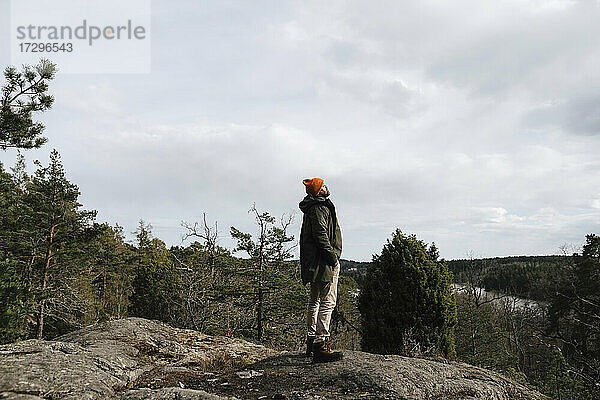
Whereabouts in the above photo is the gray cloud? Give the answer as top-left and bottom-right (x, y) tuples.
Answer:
(524, 92), (600, 135)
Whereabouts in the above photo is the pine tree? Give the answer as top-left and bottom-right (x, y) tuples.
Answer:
(23, 150), (96, 338)
(0, 160), (35, 343)
(1, 151), (97, 341)
(0, 257), (34, 343)
(1, 59), (56, 150)
(129, 221), (181, 323)
(359, 229), (457, 357)
(88, 223), (135, 320)
(548, 234), (600, 388)
(230, 205), (305, 347)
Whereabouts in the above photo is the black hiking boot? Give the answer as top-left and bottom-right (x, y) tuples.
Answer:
(312, 336), (343, 363)
(305, 336), (315, 357)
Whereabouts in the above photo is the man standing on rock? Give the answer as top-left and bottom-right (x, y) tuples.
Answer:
(299, 177), (344, 363)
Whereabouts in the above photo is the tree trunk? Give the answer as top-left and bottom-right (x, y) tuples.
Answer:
(257, 287), (263, 341)
(37, 224), (55, 340)
(103, 263), (107, 312)
(116, 285), (120, 317)
(257, 233), (265, 342)
(26, 248), (36, 286)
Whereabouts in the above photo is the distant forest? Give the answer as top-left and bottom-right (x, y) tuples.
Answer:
(447, 255), (572, 300)
(345, 255), (574, 303)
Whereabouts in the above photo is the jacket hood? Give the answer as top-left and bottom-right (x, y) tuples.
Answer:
(299, 194), (329, 213)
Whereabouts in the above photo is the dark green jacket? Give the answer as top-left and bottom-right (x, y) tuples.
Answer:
(299, 194), (342, 285)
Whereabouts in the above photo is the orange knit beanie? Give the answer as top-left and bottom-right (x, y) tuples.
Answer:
(303, 178), (324, 196)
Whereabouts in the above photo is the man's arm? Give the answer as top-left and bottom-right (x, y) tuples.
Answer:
(307, 205), (338, 266)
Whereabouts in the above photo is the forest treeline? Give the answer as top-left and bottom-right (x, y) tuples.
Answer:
(1, 60), (599, 400)
(448, 255), (572, 300)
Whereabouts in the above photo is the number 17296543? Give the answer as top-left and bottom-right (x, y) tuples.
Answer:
(19, 43), (73, 52)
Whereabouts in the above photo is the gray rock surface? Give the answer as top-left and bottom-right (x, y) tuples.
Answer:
(209, 351), (546, 399)
(0, 318), (545, 399)
(121, 387), (235, 400)
(0, 318), (275, 400)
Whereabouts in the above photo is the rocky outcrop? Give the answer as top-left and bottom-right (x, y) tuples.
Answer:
(219, 351), (546, 399)
(0, 318), (545, 399)
(0, 318), (275, 400)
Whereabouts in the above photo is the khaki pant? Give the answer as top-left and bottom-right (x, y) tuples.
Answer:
(306, 260), (340, 343)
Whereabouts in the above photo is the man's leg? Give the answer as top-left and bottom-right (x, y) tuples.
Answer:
(306, 281), (322, 340)
(314, 261), (340, 343)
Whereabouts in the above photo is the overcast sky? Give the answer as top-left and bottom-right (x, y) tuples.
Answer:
(1, 0), (600, 261)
